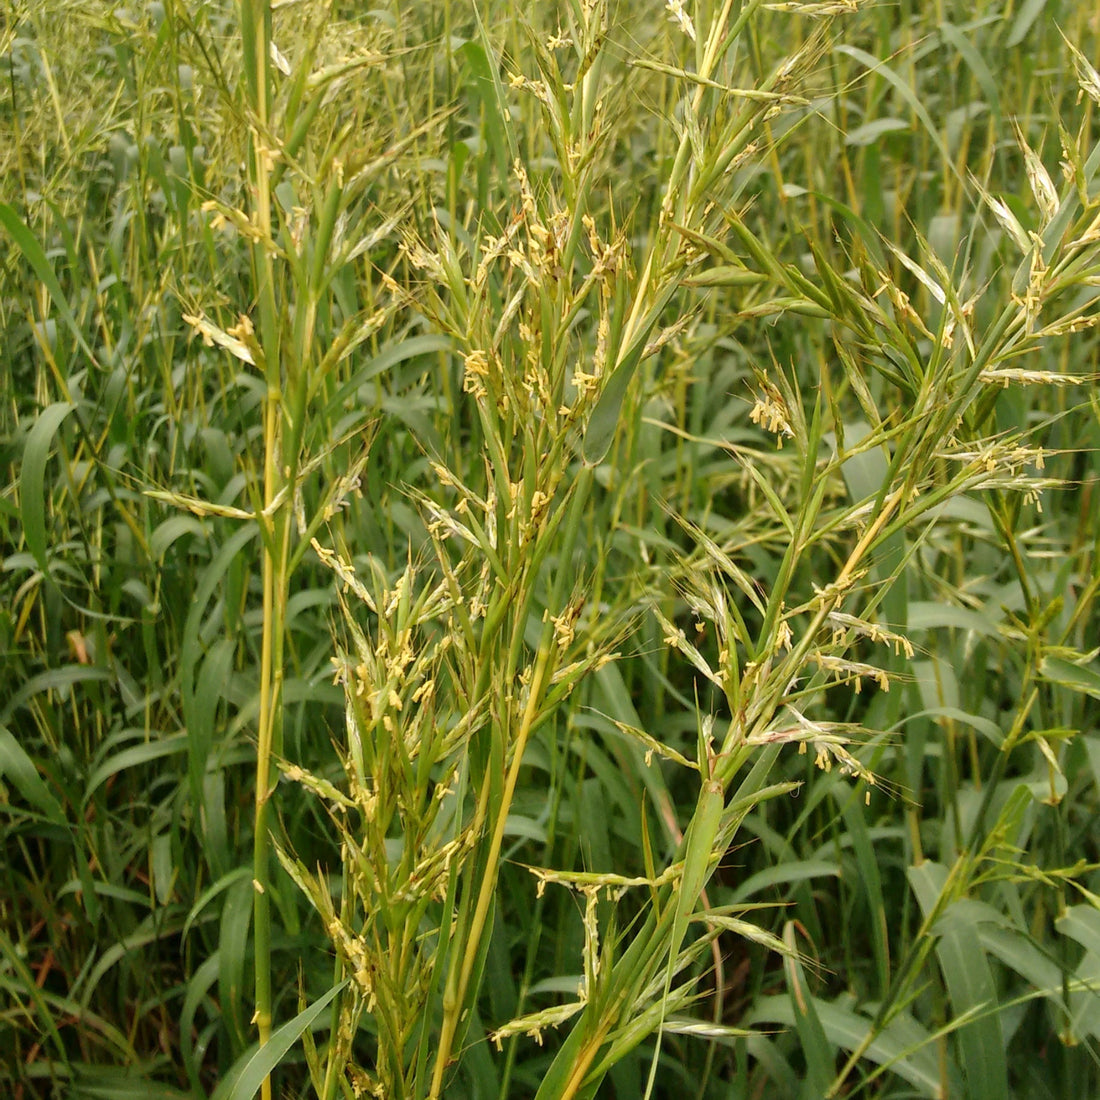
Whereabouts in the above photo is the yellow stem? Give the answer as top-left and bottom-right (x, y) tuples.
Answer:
(559, 1014), (618, 1100)
(429, 642), (554, 1098)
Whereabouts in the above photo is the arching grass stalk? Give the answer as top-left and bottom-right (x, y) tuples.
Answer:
(236, 1), (370, 1091)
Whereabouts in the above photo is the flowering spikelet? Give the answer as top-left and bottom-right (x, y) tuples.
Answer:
(665, 0), (696, 41)
(749, 379), (794, 445)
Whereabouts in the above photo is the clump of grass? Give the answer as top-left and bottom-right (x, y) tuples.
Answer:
(273, 2), (1100, 1098)
(2, 1), (1100, 1098)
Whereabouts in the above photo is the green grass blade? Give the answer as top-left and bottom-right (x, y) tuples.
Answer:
(18, 401), (75, 584)
(934, 906), (1008, 1100)
(211, 979), (348, 1100)
(834, 44), (961, 185)
(782, 922), (835, 1098)
(0, 723), (66, 824)
(0, 202), (98, 364)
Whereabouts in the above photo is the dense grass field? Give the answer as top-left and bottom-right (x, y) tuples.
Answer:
(2, 0), (1100, 1097)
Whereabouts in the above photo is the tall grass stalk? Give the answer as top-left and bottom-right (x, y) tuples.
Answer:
(179, 2), (406, 1092)
(236, 3), (280, 1090)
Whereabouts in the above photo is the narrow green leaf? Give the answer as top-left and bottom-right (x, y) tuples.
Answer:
(183, 867), (253, 942)
(212, 979), (348, 1100)
(0, 723), (66, 823)
(0, 926), (72, 1071)
(1004, 0), (1049, 48)
(782, 922), (834, 1097)
(1, 665), (110, 725)
(1057, 906), (1100, 961)
(583, 281), (680, 465)
(747, 994), (953, 1097)
(979, 925), (1062, 994)
(837, 793), (890, 998)
(731, 860), (838, 903)
(934, 903), (1008, 1100)
(938, 23), (1000, 125)
(1038, 655), (1100, 700)
(150, 514), (207, 560)
(218, 877), (255, 1057)
(0, 202), (98, 363)
(181, 954), (223, 1095)
(908, 601), (1002, 637)
(68, 1073), (193, 1099)
(19, 401), (75, 583)
(898, 705), (1003, 747)
(82, 732), (190, 806)
(835, 45), (960, 184)
(325, 333), (454, 412)
(466, 4), (519, 174)
(582, 341), (648, 466)
(845, 117), (911, 146)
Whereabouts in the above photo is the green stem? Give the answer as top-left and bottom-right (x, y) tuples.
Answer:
(429, 638), (555, 1099)
(429, 467), (595, 1096)
(239, 2), (279, 1097)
